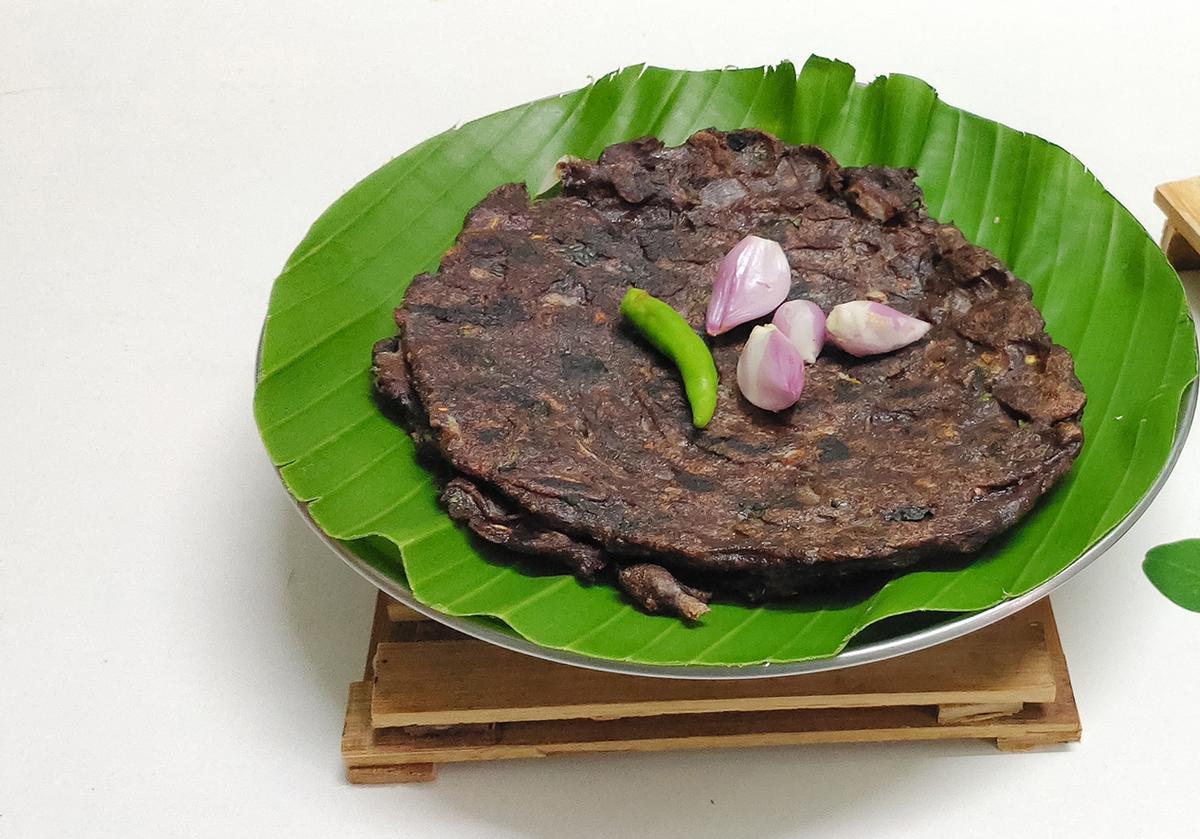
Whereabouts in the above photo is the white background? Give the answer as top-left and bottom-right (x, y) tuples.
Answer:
(3, 1), (1199, 836)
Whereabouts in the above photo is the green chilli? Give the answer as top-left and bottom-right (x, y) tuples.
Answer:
(619, 287), (719, 428)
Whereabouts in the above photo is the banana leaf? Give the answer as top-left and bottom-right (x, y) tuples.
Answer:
(254, 57), (1197, 666)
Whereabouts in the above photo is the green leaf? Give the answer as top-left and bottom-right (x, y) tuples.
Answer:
(255, 56), (1198, 666)
(1144, 540), (1200, 612)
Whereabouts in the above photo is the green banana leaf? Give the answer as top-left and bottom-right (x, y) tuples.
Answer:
(254, 57), (1197, 666)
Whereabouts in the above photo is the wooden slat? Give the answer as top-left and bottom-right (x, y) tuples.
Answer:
(1161, 224), (1200, 271)
(1155, 177), (1200, 260)
(347, 763), (438, 784)
(370, 600), (1056, 727)
(385, 599), (428, 623)
(937, 702), (1024, 724)
(361, 593), (393, 681)
(367, 592), (464, 647)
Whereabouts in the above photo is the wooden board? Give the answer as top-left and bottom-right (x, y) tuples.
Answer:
(343, 594), (1080, 782)
(1155, 177), (1200, 269)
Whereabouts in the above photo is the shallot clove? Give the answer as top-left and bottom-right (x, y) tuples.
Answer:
(772, 299), (826, 363)
(705, 235), (792, 336)
(825, 300), (931, 357)
(736, 324), (806, 411)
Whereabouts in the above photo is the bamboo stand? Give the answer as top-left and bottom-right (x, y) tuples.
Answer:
(341, 179), (1199, 784)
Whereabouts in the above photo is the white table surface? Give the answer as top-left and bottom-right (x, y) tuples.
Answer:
(4, 1), (1199, 836)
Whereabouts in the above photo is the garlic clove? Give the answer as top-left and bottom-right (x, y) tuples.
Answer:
(705, 235), (792, 336)
(825, 300), (931, 357)
(736, 324), (807, 411)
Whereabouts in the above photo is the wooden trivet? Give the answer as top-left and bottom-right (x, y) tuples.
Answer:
(1156, 177), (1200, 271)
(342, 179), (1198, 784)
(342, 594), (1079, 783)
